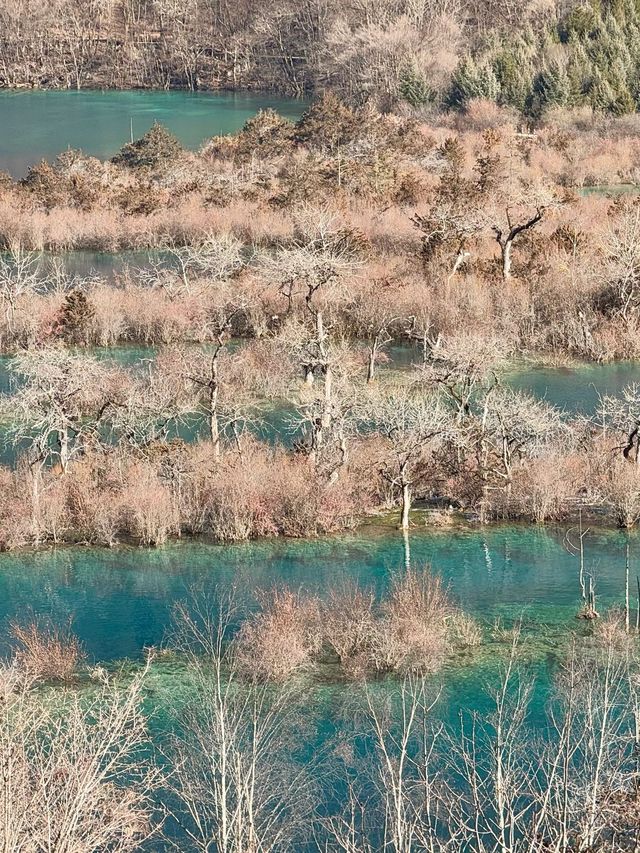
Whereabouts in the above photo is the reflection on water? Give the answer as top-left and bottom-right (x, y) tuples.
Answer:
(0, 524), (630, 661)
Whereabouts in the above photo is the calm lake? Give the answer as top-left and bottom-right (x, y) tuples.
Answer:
(0, 524), (629, 662)
(3, 523), (622, 847)
(0, 90), (306, 177)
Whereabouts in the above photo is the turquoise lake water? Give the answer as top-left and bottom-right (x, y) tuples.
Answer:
(1, 90), (637, 846)
(0, 524), (630, 663)
(0, 90), (306, 177)
(0, 520), (632, 805)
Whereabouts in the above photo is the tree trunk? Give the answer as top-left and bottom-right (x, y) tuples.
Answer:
(501, 240), (512, 280)
(209, 357), (220, 460)
(58, 426), (70, 474)
(322, 362), (333, 432)
(367, 346), (377, 383)
(400, 481), (412, 531)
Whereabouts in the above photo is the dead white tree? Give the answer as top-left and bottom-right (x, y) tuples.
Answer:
(0, 662), (160, 851)
(359, 384), (454, 529)
(261, 209), (364, 453)
(0, 245), (44, 333)
(4, 347), (119, 474)
(483, 387), (571, 496)
(165, 591), (313, 853)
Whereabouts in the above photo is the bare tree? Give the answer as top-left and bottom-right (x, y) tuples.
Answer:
(110, 350), (194, 453)
(0, 245), (44, 333)
(0, 662), (160, 851)
(350, 281), (400, 383)
(262, 209), (364, 461)
(600, 383), (640, 465)
(493, 206), (544, 281)
(329, 631), (640, 853)
(165, 590), (314, 852)
(418, 332), (506, 424)
(483, 387), (571, 497)
(4, 347), (119, 473)
(600, 203), (640, 327)
(145, 233), (247, 298)
(359, 383), (453, 529)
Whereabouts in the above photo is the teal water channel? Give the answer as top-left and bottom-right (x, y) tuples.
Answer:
(1, 524), (629, 663)
(3, 524), (636, 811)
(3, 498), (637, 847)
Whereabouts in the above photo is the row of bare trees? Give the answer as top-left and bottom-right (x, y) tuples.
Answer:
(0, 0), (553, 95)
(4, 595), (640, 853)
(1, 318), (640, 547)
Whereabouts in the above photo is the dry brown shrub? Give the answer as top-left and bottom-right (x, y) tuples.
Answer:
(10, 619), (85, 682)
(593, 609), (634, 651)
(322, 584), (379, 678)
(456, 99), (517, 132)
(380, 568), (454, 673)
(65, 456), (123, 546)
(121, 465), (178, 546)
(235, 588), (322, 682)
(322, 573), (474, 677)
(0, 467), (32, 551)
(447, 612), (483, 648)
(507, 454), (576, 522)
(186, 440), (371, 542)
(598, 456), (640, 528)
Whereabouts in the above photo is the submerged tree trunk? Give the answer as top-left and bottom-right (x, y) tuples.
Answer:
(400, 481), (412, 531)
(209, 357), (220, 461)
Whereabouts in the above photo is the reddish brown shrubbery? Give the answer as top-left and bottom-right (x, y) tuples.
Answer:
(235, 589), (323, 682)
(322, 583), (380, 678)
(1, 115), (640, 367)
(0, 438), (382, 551)
(10, 618), (85, 682)
(234, 568), (479, 682)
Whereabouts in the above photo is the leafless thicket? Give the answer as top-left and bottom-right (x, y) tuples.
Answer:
(234, 567), (480, 681)
(328, 635), (640, 853)
(165, 592), (314, 852)
(0, 664), (160, 852)
(9, 617), (85, 682)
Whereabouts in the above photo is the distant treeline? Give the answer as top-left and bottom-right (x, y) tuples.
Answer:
(4, 0), (640, 117)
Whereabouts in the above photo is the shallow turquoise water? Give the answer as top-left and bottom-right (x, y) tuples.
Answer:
(505, 361), (640, 414)
(0, 90), (306, 177)
(0, 524), (631, 662)
(5, 523), (634, 846)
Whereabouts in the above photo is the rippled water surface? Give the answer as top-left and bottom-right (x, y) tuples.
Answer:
(0, 524), (631, 662)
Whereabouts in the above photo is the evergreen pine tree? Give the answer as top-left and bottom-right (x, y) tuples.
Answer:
(589, 68), (617, 110)
(494, 44), (534, 110)
(527, 62), (570, 116)
(448, 57), (482, 107)
(567, 41), (592, 104)
(113, 123), (183, 170)
(399, 64), (433, 108)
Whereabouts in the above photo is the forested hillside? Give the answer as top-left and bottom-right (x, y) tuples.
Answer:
(3, 0), (640, 118)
